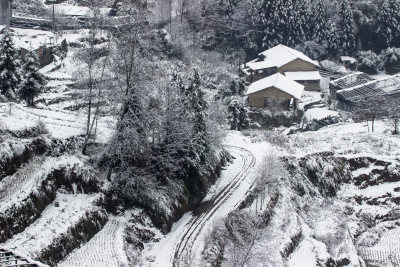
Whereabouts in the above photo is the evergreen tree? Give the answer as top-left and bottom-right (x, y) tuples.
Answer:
(260, 0), (279, 49)
(228, 99), (250, 131)
(338, 0), (357, 55)
(185, 68), (208, 163)
(229, 80), (238, 96)
(312, 0), (327, 45)
(377, 0), (400, 49)
(0, 31), (21, 100)
(294, 0), (311, 41)
(18, 51), (46, 106)
(324, 20), (340, 58)
(288, 0), (304, 46)
(262, 0), (303, 48)
(262, 0), (290, 49)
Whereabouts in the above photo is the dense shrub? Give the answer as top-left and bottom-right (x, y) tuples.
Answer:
(357, 50), (381, 74)
(295, 41), (327, 61)
(380, 47), (400, 74)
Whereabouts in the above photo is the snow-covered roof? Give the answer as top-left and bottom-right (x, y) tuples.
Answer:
(256, 44), (320, 69)
(284, 71), (322, 81)
(340, 56), (357, 64)
(247, 60), (276, 71)
(330, 72), (374, 90)
(245, 73), (304, 100)
(54, 4), (111, 17)
(241, 67), (252, 76)
(336, 74), (400, 102)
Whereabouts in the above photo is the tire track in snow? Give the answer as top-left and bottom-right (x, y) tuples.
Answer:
(172, 146), (256, 267)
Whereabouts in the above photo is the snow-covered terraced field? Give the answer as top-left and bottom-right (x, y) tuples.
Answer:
(0, 156), (83, 212)
(59, 216), (129, 267)
(0, 103), (115, 142)
(2, 193), (101, 259)
(359, 228), (400, 266)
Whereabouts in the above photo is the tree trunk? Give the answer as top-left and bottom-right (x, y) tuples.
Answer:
(255, 197), (258, 215)
(372, 119), (374, 133)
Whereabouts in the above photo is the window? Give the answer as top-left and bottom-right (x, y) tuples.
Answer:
(264, 97), (270, 107)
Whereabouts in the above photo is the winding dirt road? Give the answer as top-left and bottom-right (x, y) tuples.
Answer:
(146, 145), (256, 267)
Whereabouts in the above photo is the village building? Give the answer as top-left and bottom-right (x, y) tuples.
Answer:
(340, 56), (357, 69)
(241, 44), (321, 91)
(284, 71), (322, 91)
(0, 0), (11, 27)
(245, 73), (304, 111)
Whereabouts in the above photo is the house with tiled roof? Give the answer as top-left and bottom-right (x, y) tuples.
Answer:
(245, 73), (304, 110)
(241, 44), (322, 92)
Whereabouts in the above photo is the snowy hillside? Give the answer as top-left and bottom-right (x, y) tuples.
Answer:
(1, 0), (400, 266)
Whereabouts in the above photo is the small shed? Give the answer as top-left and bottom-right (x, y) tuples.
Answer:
(245, 73), (304, 110)
(284, 71), (322, 91)
(340, 56), (357, 69)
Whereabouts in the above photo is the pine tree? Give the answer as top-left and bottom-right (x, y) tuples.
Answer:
(185, 68), (208, 163)
(18, 51), (46, 106)
(262, 0), (304, 48)
(0, 31), (21, 100)
(312, 0), (327, 45)
(288, 0), (304, 46)
(377, 0), (400, 49)
(338, 0), (357, 55)
(228, 99), (250, 131)
(262, 0), (288, 48)
(324, 20), (340, 58)
(294, 0), (311, 41)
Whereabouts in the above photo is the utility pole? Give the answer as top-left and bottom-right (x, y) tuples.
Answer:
(52, 0), (55, 33)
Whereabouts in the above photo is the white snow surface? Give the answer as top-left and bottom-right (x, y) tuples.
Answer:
(53, 4), (111, 17)
(341, 56), (357, 64)
(247, 60), (276, 71)
(258, 44), (320, 68)
(284, 71), (322, 81)
(303, 107), (339, 121)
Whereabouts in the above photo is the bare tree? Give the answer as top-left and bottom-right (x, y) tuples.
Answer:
(224, 211), (266, 267)
(75, 0), (110, 154)
(384, 96), (400, 134)
(353, 95), (400, 133)
(255, 152), (286, 212)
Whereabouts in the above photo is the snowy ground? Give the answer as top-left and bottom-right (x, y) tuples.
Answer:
(10, 28), (85, 50)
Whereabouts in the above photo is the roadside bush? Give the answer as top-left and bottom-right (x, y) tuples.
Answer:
(357, 50), (381, 74)
(9, 120), (48, 138)
(380, 47), (400, 74)
(295, 41), (327, 61)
